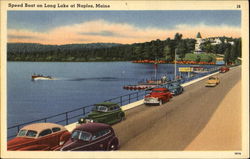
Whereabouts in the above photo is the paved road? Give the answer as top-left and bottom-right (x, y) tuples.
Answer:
(112, 66), (241, 150)
(185, 80), (241, 150)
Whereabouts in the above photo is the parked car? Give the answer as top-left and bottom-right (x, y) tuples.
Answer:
(78, 102), (125, 125)
(220, 66), (230, 73)
(7, 123), (70, 151)
(167, 81), (184, 95)
(58, 122), (119, 151)
(205, 76), (220, 87)
(144, 88), (172, 105)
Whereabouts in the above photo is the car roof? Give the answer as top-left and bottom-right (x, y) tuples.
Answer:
(94, 102), (118, 107)
(74, 123), (112, 134)
(20, 123), (66, 132)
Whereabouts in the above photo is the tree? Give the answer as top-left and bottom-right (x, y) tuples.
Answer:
(230, 45), (237, 63)
(176, 41), (187, 60)
(185, 39), (196, 53)
(133, 45), (143, 60)
(217, 43), (225, 54)
(174, 33), (183, 41)
(201, 41), (213, 53)
(224, 47), (231, 65)
(212, 44), (219, 54)
(163, 45), (172, 61)
(235, 38), (242, 57)
(144, 44), (152, 59)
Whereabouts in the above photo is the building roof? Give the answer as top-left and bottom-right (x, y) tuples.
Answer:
(196, 32), (202, 38)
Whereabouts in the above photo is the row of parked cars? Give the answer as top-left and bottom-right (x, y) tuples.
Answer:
(8, 66), (229, 151)
(8, 122), (120, 151)
(8, 102), (124, 151)
(8, 82), (184, 151)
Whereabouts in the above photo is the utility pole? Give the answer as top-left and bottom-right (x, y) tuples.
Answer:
(154, 59), (157, 82)
(174, 48), (177, 81)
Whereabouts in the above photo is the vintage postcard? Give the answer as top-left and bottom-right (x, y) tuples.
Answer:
(0, 0), (249, 158)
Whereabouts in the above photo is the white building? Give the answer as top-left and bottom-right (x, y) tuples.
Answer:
(194, 32), (205, 54)
(210, 38), (222, 45)
(194, 33), (235, 54)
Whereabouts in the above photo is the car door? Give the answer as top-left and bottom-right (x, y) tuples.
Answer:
(51, 127), (63, 145)
(107, 106), (115, 123)
(105, 106), (117, 124)
(113, 106), (122, 122)
(37, 128), (58, 148)
(162, 90), (168, 102)
(90, 129), (112, 150)
(98, 106), (110, 124)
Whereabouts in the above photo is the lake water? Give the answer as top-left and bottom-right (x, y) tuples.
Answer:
(7, 62), (216, 128)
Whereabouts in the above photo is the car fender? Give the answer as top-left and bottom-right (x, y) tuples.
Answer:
(17, 144), (50, 150)
(59, 131), (71, 145)
(120, 111), (125, 118)
(107, 137), (119, 150)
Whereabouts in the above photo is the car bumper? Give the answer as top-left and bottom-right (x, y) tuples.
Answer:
(205, 83), (217, 87)
(171, 90), (182, 95)
(144, 98), (160, 105)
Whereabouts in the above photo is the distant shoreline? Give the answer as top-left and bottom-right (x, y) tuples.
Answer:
(7, 60), (130, 63)
(6, 60), (221, 66)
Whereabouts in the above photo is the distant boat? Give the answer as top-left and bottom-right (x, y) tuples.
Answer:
(193, 70), (209, 74)
(123, 80), (170, 90)
(192, 67), (209, 74)
(31, 74), (53, 80)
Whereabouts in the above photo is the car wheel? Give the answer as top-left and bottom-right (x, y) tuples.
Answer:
(108, 142), (118, 151)
(118, 113), (125, 121)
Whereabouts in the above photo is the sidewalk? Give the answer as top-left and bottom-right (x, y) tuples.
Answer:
(185, 80), (241, 150)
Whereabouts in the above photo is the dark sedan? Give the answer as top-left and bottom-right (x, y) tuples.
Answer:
(58, 122), (119, 151)
(166, 81), (184, 95)
(78, 102), (125, 125)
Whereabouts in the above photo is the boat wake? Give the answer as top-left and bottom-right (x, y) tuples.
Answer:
(37, 77), (122, 82)
(65, 77), (120, 81)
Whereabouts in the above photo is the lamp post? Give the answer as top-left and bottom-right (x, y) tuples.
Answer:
(174, 48), (177, 81)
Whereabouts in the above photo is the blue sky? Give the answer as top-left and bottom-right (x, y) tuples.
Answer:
(7, 10), (241, 44)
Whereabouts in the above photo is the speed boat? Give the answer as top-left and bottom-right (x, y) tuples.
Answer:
(31, 74), (53, 80)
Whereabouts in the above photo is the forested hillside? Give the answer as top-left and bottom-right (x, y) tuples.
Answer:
(7, 33), (241, 63)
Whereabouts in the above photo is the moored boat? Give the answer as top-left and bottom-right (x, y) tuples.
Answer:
(123, 84), (156, 90)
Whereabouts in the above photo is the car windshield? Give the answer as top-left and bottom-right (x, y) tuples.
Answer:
(71, 130), (91, 141)
(17, 130), (27, 137)
(171, 82), (180, 87)
(95, 106), (108, 112)
(17, 129), (37, 138)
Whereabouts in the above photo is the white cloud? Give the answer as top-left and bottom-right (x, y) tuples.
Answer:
(8, 20), (241, 45)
